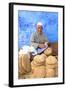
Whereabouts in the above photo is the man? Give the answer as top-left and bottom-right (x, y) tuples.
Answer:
(30, 22), (48, 49)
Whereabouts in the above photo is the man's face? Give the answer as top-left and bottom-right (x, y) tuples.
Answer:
(36, 25), (43, 33)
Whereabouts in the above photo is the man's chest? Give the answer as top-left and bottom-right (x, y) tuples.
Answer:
(35, 34), (45, 43)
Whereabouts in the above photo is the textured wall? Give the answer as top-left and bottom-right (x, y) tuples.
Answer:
(18, 10), (58, 49)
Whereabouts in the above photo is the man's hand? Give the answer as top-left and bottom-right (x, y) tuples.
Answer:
(38, 44), (46, 48)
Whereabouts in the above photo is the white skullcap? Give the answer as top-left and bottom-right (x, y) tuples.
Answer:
(37, 22), (43, 26)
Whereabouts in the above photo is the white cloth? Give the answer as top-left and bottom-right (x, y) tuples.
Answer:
(19, 45), (37, 58)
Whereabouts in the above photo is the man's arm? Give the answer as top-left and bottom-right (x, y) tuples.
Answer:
(43, 34), (49, 46)
(30, 33), (39, 48)
(30, 33), (46, 48)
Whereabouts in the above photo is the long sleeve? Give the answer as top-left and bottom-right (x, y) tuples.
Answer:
(30, 33), (39, 48)
(30, 32), (48, 49)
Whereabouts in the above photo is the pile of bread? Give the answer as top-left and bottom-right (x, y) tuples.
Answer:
(18, 47), (58, 79)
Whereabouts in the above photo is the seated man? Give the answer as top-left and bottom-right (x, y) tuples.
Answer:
(30, 22), (48, 49)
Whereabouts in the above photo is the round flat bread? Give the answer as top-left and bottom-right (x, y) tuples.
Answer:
(46, 68), (55, 77)
(31, 61), (45, 70)
(44, 47), (52, 56)
(33, 55), (40, 63)
(32, 66), (46, 78)
(34, 60), (45, 66)
(46, 63), (58, 69)
(31, 61), (37, 70)
(33, 54), (46, 64)
(46, 55), (57, 65)
(21, 54), (31, 72)
(40, 54), (47, 61)
(18, 55), (26, 74)
(31, 59), (45, 69)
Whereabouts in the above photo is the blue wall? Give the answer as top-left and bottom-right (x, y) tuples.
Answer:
(18, 10), (58, 49)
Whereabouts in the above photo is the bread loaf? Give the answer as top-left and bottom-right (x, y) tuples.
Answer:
(18, 55), (26, 74)
(22, 54), (31, 72)
(44, 47), (52, 56)
(46, 63), (58, 69)
(33, 54), (46, 65)
(46, 68), (55, 77)
(31, 66), (46, 78)
(46, 55), (57, 65)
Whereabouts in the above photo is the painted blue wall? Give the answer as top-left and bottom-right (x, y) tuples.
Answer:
(18, 10), (58, 49)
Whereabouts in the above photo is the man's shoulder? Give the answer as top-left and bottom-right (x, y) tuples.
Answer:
(31, 32), (37, 36)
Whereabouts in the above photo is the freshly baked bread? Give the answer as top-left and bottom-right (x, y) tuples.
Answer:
(40, 54), (47, 61)
(21, 54), (31, 72)
(31, 66), (46, 78)
(31, 54), (46, 70)
(44, 47), (52, 56)
(46, 68), (55, 77)
(33, 55), (41, 63)
(46, 63), (58, 69)
(18, 55), (26, 74)
(46, 55), (57, 65)
(18, 49), (58, 79)
(33, 54), (46, 65)
(31, 61), (38, 70)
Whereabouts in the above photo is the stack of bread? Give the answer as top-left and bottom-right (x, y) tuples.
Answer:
(45, 55), (58, 77)
(44, 47), (52, 56)
(30, 54), (47, 78)
(18, 53), (31, 78)
(18, 47), (58, 79)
